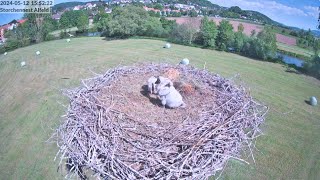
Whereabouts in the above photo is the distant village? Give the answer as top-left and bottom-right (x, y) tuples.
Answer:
(0, 0), (259, 44)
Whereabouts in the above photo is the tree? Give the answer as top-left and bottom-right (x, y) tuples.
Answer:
(238, 23), (244, 33)
(170, 24), (196, 45)
(313, 39), (320, 55)
(241, 27), (277, 60)
(59, 13), (71, 28)
(160, 17), (176, 36)
(250, 29), (256, 37)
(229, 6), (242, 14)
(77, 12), (89, 31)
(257, 26), (277, 58)
(154, 3), (163, 10)
(303, 55), (320, 79)
(216, 20), (234, 50)
(23, 14), (54, 43)
(234, 32), (246, 53)
(105, 6), (149, 38)
(60, 10), (88, 31)
(143, 17), (164, 37)
(199, 16), (218, 47)
(189, 10), (198, 17)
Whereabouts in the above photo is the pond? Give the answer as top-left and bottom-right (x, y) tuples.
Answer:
(277, 52), (304, 67)
(76, 31), (102, 37)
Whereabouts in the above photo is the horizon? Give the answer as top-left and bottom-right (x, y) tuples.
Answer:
(0, 0), (319, 31)
(211, 0), (319, 30)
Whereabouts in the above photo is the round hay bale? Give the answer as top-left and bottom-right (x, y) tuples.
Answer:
(66, 39), (71, 42)
(310, 96), (317, 106)
(163, 68), (180, 80)
(36, 51), (40, 55)
(180, 58), (189, 65)
(164, 43), (171, 48)
(4, 52), (7, 56)
(54, 63), (268, 179)
(20, 61), (26, 67)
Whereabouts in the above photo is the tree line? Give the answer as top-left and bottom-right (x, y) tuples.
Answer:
(1, 10), (89, 52)
(100, 6), (277, 61)
(99, 6), (319, 78)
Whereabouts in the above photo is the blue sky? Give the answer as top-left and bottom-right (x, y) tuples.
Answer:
(0, 0), (319, 30)
(211, 0), (319, 30)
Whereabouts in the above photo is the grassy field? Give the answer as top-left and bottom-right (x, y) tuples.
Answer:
(0, 37), (319, 179)
(277, 42), (315, 58)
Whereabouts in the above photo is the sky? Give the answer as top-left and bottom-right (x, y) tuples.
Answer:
(211, 0), (319, 30)
(0, 0), (319, 30)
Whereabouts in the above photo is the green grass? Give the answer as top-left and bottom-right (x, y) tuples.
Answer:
(0, 37), (319, 179)
(277, 42), (314, 58)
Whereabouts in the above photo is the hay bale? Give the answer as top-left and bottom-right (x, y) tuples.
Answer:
(163, 68), (180, 80)
(164, 43), (171, 48)
(66, 39), (71, 42)
(4, 52), (7, 56)
(36, 51), (40, 55)
(180, 58), (189, 65)
(20, 61), (26, 67)
(310, 96), (317, 106)
(54, 63), (268, 179)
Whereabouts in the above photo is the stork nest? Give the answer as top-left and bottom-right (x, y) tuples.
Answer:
(54, 63), (268, 179)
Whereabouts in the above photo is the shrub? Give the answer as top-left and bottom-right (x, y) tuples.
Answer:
(45, 34), (56, 41)
(303, 55), (320, 79)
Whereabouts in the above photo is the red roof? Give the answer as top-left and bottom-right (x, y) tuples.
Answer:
(0, 18), (27, 31)
(0, 24), (11, 30)
(17, 19), (27, 24)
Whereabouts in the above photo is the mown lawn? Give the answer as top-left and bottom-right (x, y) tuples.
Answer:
(277, 42), (314, 58)
(0, 37), (319, 179)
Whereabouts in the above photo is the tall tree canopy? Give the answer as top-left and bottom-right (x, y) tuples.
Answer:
(105, 6), (165, 38)
(199, 16), (218, 47)
(216, 20), (234, 50)
(60, 10), (88, 31)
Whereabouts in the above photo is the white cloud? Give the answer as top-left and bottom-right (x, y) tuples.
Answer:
(304, 6), (319, 18)
(211, 0), (308, 17)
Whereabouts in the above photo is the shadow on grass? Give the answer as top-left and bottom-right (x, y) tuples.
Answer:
(304, 100), (311, 105)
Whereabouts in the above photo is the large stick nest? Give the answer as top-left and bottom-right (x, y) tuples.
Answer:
(54, 63), (268, 179)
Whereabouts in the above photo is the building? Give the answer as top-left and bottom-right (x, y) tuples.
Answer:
(52, 13), (62, 20)
(0, 19), (27, 43)
(143, 6), (161, 13)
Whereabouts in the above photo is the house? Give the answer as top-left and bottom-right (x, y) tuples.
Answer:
(105, 8), (112, 14)
(174, 4), (195, 10)
(86, 3), (93, 9)
(0, 19), (27, 43)
(52, 13), (62, 20)
(143, 6), (161, 13)
(73, 5), (84, 10)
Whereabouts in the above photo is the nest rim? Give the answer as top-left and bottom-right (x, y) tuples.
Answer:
(54, 63), (268, 179)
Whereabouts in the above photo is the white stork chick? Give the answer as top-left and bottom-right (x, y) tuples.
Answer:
(157, 76), (173, 86)
(147, 76), (157, 94)
(36, 51), (40, 55)
(157, 82), (186, 108)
